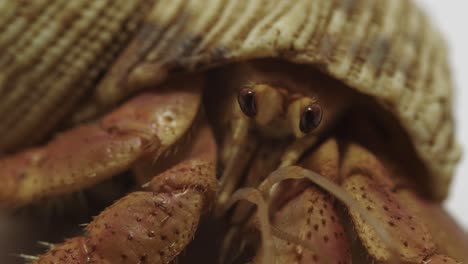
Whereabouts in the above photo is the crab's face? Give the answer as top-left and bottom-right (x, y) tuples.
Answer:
(238, 61), (353, 139)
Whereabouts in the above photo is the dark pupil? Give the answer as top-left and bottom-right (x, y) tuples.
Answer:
(238, 88), (257, 117)
(299, 104), (322, 133)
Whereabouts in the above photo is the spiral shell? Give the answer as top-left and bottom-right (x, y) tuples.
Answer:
(0, 0), (461, 200)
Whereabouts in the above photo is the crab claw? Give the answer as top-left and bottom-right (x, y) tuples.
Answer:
(253, 139), (351, 264)
(32, 124), (217, 264)
(0, 75), (203, 208)
(341, 144), (463, 263)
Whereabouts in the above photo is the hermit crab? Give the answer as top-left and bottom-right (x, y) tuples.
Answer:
(0, 0), (467, 263)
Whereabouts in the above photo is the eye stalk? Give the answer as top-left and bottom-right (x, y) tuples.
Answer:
(299, 103), (322, 134)
(237, 88), (257, 117)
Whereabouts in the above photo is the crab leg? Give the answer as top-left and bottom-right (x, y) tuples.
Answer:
(340, 143), (462, 263)
(250, 139), (463, 263)
(0, 76), (203, 208)
(253, 139), (351, 264)
(33, 124), (217, 264)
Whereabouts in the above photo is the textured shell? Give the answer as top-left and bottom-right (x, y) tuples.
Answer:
(0, 0), (461, 200)
(0, 0), (155, 149)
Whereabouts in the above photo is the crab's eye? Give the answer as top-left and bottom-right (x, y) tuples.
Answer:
(299, 103), (322, 133)
(238, 88), (257, 117)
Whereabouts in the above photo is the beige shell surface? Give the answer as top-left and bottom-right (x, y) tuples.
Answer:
(0, 0), (155, 150)
(0, 0), (461, 200)
(96, 0), (462, 200)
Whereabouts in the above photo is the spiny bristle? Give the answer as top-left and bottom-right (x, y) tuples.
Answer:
(37, 241), (54, 249)
(141, 182), (151, 188)
(15, 253), (38, 263)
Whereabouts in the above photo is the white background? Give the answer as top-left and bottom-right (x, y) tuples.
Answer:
(415, 0), (468, 228)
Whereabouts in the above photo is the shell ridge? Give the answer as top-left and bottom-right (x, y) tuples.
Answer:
(0, 0), (105, 137)
(242, 0), (293, 55)
(192, 1), (244, 55)
(0, 0), (95, 124)
(0, 1), (114, 147)
(373, 0), (407, 102)
(0, 0), (157, 150)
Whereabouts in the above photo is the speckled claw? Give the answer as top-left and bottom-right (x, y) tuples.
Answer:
(261, 186), (351, 264)
(0, 75), (203, 208)
(33, 124), (217, 264)
(341, 144), (460, 263)
(254, 139), (351, 264)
